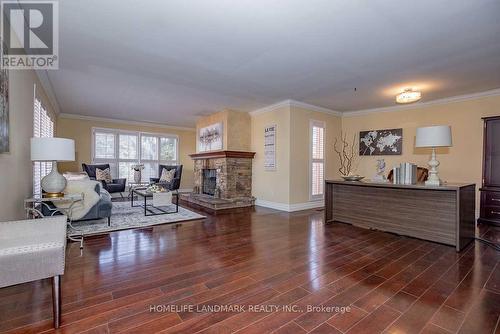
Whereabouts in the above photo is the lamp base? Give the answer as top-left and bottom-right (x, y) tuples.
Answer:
(424, 178), (441, 186)
(43, 192), (65, 198)
(41, 161), (67, 195)
(425, 147), (442, 187)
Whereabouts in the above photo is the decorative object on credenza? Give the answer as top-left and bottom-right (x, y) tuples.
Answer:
(388, 166), (428, 184)
(0, 65), (9, 153)
(31, 137), (75, 198)
(415, 125), (452, 186)
(392, 162), (417, 185)
(198, 122), (223, 152)
(334, 131), (360, 178)
(396, 88), (422, 104)
(372, 159), (388, 183)
(359, 128), (402, 156)
(131, 163), (145, 183)
(342, 175), (365, 182)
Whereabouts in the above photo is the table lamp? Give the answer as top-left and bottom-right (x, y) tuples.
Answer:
(31, 137), (75, 197)
(415, 125), (452, 186)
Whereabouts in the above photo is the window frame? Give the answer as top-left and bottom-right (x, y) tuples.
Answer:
(309, 120), (326, 201)
(91, 127), (179, 182)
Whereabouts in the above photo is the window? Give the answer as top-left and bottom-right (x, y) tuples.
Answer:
(310, 120), (325, 200)
(33, 98), (54, 197)
(92, 128), (179, 183)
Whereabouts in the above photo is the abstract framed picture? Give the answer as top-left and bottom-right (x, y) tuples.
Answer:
(198, 122), (223, 152)
(359, 128), (402, 156)
(0, 66), (9, 153)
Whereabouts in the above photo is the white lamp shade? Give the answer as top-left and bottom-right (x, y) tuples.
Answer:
(415, 126), (452, 148)
(31, 137), (75, 161)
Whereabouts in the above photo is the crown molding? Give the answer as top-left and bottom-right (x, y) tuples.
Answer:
(249, 100), (342, 117)
(343, 88), (500, 117)
(58, 113), (196, 132)
(249, 100), (291, 116)
(288, 100), (342, 116)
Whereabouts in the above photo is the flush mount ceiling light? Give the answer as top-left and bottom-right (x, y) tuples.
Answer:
(396, 88), (422, 104)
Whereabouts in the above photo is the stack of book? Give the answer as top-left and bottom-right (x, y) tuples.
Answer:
(393, 163), (417, 185)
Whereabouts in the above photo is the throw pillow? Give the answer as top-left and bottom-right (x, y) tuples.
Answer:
(96, 168), (112, 183)
(159, 168), (176, 183)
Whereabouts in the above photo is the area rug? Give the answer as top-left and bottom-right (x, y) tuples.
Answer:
(67, 201), (206, 237)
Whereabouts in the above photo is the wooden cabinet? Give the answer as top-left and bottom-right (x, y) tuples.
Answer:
(479, 116), (500, 226)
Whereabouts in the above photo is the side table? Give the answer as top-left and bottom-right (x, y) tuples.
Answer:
(24, 193), (85, 249)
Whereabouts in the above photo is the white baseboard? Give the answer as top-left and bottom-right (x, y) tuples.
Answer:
(255, 199), (324, 212)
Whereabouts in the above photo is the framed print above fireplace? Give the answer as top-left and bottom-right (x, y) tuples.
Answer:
(198, 122), (223, 152)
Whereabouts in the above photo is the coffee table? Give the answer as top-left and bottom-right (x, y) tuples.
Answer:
(131, 188), (179, 216)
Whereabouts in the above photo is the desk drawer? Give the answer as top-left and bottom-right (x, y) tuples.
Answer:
(485, 192), (500, 206)
(483, 206), (500, 220)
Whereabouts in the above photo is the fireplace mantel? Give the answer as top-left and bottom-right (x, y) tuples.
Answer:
(189, 150), (256, 160)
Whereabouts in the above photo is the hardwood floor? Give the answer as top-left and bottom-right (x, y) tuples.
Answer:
(1, 205), (499, 334)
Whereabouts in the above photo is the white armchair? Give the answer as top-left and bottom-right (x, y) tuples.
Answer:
(0, 216), (67, 328)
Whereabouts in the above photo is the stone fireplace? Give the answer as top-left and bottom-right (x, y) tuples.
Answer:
(180, 150), (256, 210)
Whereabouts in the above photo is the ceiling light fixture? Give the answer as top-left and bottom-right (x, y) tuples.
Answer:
(396, 88), (422, 104)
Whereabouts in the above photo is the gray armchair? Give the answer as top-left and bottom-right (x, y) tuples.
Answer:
(82, 163), (126, 196)
(150, 165), (183, 191)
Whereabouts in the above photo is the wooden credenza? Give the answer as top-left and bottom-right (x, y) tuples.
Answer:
(325, 180), (476, 251)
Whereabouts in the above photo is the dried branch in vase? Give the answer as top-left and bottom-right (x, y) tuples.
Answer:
(334, 132), (360, 177)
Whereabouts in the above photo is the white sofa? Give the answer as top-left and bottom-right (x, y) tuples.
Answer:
(0, 216), (67, 328)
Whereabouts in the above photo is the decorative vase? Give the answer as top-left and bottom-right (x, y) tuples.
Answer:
(134, 170), (141, 183)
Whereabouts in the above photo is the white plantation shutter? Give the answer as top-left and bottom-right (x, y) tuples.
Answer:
(310, 121), (325, 199)
(33, 98), (54, 197)
(92, 128), (178, 183)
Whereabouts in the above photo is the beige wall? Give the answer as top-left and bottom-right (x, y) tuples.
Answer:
(251, 106), (291, 204)
(0, 72), (57, 221)
(289, 106), (342, 204)
(196, 109), (251, 152)
(251, 105), (342, 206)
(56, 117), (196, 190)
(342, 94), (500, 213)
(226, 110), (251, 151)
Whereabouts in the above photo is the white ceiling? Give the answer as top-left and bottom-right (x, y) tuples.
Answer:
(48, 0), (500, 127)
